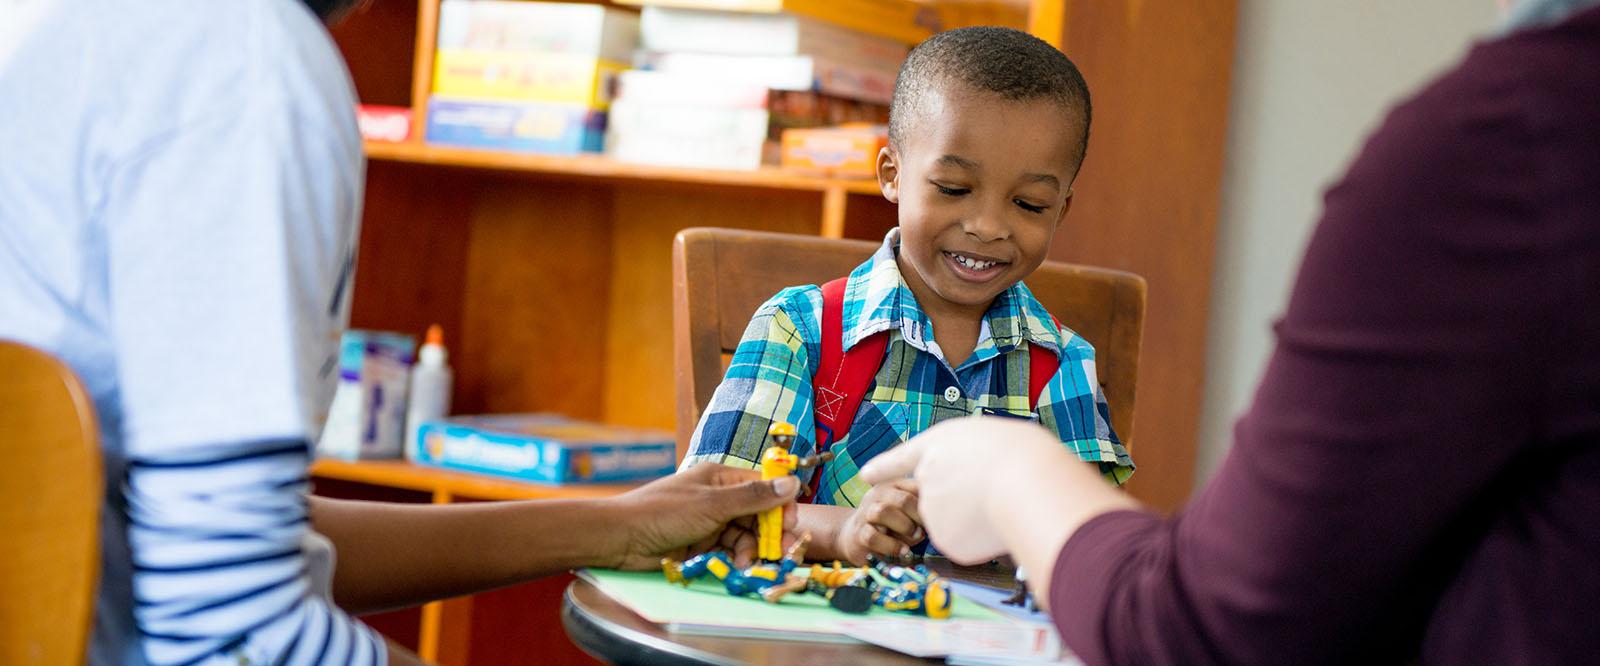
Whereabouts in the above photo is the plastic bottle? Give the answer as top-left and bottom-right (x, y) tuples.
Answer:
(405, 324), (453, 460)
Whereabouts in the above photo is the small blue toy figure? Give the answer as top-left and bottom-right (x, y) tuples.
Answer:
(866, 557), (954, 619)
(661, 534), (812, 604)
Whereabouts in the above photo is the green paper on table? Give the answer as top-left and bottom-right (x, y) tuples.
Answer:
(579, 568), (1010, 643)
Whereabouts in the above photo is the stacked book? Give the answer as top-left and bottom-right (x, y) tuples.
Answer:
(426, 1), (640, 155)
(607, 2), (908, 170)
(620, 0), (943, 44)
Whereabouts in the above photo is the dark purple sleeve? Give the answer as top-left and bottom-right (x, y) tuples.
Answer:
(1049, 43), (1560, 666)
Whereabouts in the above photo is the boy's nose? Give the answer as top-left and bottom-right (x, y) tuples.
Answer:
(962, 207), (1011, 242)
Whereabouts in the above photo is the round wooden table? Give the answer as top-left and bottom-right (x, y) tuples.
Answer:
(560, 558), (1019, 666)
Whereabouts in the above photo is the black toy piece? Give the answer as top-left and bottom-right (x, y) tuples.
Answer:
(824, 584), (873, 614)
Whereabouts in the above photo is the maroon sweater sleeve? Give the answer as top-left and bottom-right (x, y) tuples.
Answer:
(1049, 31), (1575, 666)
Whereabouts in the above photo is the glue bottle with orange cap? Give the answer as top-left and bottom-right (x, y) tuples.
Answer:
(404, 324), (453, 460)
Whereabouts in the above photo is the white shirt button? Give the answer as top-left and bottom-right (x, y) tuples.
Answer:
(943, 386), (961, 403)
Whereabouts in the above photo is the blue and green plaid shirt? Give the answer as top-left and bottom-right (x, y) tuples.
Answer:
(682, 229), (1133, 506)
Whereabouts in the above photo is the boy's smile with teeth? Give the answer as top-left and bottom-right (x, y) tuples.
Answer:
(944, 251), (1006, 274)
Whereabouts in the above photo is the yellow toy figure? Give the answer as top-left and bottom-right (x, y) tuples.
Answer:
(758, 422), (832, 562)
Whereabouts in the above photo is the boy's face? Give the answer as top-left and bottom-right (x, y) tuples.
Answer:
(877, 86), (1083, 314)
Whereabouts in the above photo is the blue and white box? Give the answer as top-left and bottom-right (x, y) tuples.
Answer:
(414, 414), (676, 484)
(426, 98), (607, 154)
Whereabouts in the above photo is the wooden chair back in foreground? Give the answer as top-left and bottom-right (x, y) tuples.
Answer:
(0, 340), (102, 666)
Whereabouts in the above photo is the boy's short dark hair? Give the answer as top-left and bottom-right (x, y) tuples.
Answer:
(889, 26), (1093, 166)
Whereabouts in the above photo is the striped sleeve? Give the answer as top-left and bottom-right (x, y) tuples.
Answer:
(126, 439), (384, 666)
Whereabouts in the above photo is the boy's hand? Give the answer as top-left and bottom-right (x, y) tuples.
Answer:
(834, 478), (924, 565)
(608, 463), (800, 570)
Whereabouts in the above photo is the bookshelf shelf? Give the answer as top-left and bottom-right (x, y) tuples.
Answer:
(310, 458), (639, 502)
(364, 140), (884, 195)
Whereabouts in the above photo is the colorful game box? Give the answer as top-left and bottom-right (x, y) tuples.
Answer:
(432, 51), (627, 108)
(426, 98), (606, 154)
(413, 414), (676, 484)
(780, 123), (887, 176)
(437, 0), (640, 63)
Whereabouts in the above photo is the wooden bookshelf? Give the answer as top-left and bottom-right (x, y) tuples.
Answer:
(328, 6), (907, 663)
(324, 0), (1234, 663)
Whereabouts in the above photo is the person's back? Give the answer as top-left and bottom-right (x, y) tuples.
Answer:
(679, 27), (1134, 565)
(1033, 6), (1600, 665)
(0, 0), (367, 663)
(1400, 7), (1600, 662)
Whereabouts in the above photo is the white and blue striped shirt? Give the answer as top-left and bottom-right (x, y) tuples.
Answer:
(125, 442), (378, 666)
(0, 1), (380, 663)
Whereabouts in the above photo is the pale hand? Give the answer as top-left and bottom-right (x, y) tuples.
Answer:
(860, 417), (1060, 564)
(863, 416), (1141, 606)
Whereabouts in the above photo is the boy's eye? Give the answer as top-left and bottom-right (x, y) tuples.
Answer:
(932, 182), (970, 197)
(1014, 199), (1048, 214)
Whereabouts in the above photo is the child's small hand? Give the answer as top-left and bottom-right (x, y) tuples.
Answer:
(835, 478), (924, 565)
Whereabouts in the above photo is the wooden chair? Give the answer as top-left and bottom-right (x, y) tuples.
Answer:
(0, 341), (102, 666)
(671, 227), (1146, 461)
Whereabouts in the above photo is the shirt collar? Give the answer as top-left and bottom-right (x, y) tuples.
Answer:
(840, 228), (1066, 356)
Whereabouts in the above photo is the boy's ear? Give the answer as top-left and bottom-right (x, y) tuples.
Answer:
(1054, 187), (1075, 228)
(876, 146), (900, 204)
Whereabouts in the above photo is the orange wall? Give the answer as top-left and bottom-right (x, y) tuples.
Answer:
(1047, 0), (1239, 511)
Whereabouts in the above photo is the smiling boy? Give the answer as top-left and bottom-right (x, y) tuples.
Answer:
(681, 26), (1133, 564)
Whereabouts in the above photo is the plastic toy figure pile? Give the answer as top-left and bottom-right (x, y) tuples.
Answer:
(661, 537), (954, 619)
(661, 421), (954, 618)
(804, 555), (954, 619)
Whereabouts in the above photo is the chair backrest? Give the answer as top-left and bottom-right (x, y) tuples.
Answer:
(671, 228), (1146, 461)
(0, 341), (102, 666)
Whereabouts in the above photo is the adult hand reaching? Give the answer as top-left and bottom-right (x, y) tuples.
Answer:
(860, 417), (1042, 562)
(861, 417), (1138, 595)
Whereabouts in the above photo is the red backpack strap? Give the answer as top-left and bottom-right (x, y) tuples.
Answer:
(1027, 316), (1064, 410)
(810, 277), (888, 500)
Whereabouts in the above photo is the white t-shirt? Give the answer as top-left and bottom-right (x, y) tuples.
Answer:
(0, 0), (378, 663)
